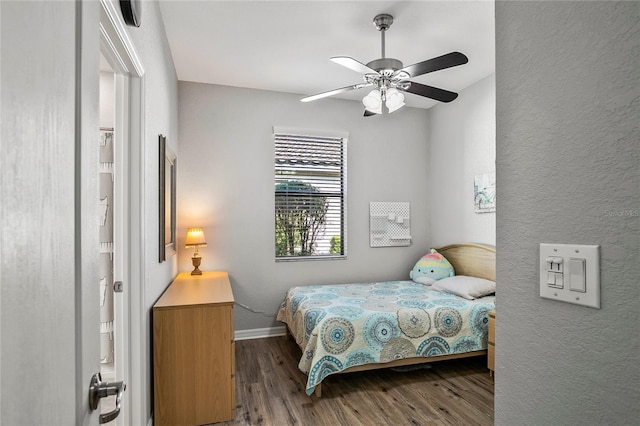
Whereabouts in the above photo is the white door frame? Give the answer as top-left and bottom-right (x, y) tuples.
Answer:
(99, 1), (145, 424)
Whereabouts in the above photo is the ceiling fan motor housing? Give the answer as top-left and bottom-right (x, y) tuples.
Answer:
(365, 58), (411, 90)
(366, 58), (403, 74)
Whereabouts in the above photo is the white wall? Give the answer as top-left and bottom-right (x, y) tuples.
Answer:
(177, 82), (432, 331)
(99, 71), (115, 129)
(495, 2), (639, 424)
(428, 74), (496, 247)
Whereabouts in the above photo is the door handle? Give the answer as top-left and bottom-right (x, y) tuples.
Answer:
(89, 372), (127, 424)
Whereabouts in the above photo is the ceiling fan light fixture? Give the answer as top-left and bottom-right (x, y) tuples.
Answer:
(363, 89), (382, 114)
(385, 88), (405, 113)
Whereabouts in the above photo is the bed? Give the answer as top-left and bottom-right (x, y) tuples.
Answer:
(276, 243), (496, 396)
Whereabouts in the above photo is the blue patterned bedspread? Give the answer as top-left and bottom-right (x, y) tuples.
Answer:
(276, 280), (495, 395)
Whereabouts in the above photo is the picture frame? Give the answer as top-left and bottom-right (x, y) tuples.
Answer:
(159, 134), (177, 262)
(474, 171), (496, 213)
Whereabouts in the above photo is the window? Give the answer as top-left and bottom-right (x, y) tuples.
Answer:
(274, 129), (347, 260)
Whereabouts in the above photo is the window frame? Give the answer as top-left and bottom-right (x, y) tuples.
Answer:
(273, 127), (348, 262)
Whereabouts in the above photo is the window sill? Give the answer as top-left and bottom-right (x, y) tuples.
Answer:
(275, 255), (347, 262)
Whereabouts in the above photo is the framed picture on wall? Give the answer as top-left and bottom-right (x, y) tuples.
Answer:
(474, 171), (496, 213)
(159, 134), (177, 262)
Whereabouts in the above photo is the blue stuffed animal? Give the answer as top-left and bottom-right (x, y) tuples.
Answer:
(410, 249), (455, 285)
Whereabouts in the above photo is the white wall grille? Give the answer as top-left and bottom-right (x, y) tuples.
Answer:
(369, 202), (411, 247)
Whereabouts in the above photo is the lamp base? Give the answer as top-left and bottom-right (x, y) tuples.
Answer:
(191, 256), (203, 275)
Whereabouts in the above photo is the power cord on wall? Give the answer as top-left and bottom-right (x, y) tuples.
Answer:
(234, 301), (277, 319)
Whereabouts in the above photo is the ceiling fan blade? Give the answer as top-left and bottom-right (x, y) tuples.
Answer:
(331, 56), (379, 75)
(364, 109), (379, 117)
(401, 81), (459, 103)
(301, 83), (371, 103)
(399, 52), (468, 78)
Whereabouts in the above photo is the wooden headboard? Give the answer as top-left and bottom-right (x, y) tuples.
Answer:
(436, 243), (496, 281)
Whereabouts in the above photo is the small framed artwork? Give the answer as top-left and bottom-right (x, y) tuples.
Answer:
(159, 134), (177, 262)
(474, 172), (496, 213)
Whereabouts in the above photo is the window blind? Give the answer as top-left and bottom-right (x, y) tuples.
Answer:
(274, 132), (346, 259)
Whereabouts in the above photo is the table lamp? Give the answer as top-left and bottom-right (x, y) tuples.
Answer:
(185, 227), (207, 275)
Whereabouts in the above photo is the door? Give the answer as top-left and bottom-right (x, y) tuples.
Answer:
(1, 1), (102, 424)
(81, 1), (110, 423)
(98, 65), (124, 424)
(1, 2), (144, 423)
(97, 54), (139, 426)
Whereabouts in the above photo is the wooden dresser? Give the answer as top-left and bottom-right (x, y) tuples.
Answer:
(488, 310), (495, 377)
(153, 271), (235, 425)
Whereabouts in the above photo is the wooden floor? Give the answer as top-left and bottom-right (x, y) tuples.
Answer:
(219, 336), (494, 426)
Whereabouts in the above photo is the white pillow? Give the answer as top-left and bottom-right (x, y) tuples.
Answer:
(431, 275), (496, 300)
(412, 276), (436, 285)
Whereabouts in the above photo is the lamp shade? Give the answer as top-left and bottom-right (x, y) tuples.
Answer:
(185, 227), (207, 247)
(385, 88), (405, 113)
(362, 89), (382, 114)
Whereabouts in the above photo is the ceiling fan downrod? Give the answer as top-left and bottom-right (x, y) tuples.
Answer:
(373, 13), (393, 58)
(367, 14), (404, 77)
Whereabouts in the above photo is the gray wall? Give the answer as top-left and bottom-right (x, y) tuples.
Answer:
(177, 82), (433, 331)
(495, 1), (639, 424)
(428, 74), (496, 246)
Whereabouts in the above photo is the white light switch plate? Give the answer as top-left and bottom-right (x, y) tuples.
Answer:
(539, 243), (600, 309)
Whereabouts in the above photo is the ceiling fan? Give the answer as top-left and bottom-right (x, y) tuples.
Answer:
(301, 13), (468, 115)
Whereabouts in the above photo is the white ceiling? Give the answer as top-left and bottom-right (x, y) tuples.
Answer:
(158, 1), (495, 109)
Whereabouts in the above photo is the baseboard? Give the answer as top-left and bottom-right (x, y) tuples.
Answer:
(235, 326), (287, 341)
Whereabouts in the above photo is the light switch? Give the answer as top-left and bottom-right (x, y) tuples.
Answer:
(547, 271), (563, 288)
(555, 272), (563, 288)
(569, 258), (586, 292)
(545, 256), (564, 272)
(539, 243), (600, 309)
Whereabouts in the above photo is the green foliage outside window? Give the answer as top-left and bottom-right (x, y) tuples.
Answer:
(329, 235), (341, 255)
(275, 180), (328, 256)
